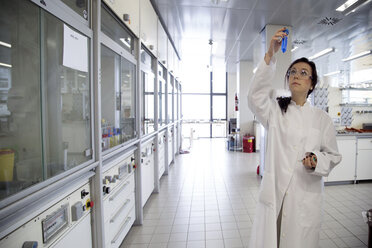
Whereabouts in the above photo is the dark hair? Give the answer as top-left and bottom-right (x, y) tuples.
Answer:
(277, 57), (318, 113)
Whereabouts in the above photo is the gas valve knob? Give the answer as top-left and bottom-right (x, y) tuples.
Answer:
(103, 186), (111, 194)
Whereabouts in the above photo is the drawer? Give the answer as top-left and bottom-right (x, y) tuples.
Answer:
(103, 174), (134, 222)
(105, 193), (135, 242)
(105, 206), (136, 248)
(358, 138), (372, 150)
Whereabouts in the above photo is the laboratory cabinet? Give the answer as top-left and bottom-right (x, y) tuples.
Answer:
(356, 138), (372, 180)
(102, 0), (140, 38)
(102, 151), (136, 248)
(326, 137), (356, 182)
(0, 0), (93, 203)
(158, 131), (166, 179)
(141, 140), (155, 207)
(157, 21), (168, 67)
(141, 47), (156, 135)
(140, 0), (158, 56)
(0, 180), (94, 248)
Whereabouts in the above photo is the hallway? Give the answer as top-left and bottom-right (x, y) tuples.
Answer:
(122, 139), (370, 248)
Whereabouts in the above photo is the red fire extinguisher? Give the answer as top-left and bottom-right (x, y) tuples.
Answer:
(235, 93), (239, 111)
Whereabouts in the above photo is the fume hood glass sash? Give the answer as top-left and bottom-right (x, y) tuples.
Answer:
(100, 45), (137, 152)
(42, 11), (92, 179)
(0, 0), (94, 203)
(158, 63), (166, 127)
(142, 68), (155, 135)
(167, 74), (174, 123)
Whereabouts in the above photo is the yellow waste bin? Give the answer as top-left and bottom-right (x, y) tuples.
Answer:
(0, 149), (15, 181)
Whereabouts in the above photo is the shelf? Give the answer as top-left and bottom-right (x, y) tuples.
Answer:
(339, 103), (372, 107)
(340, 87), (372, 91)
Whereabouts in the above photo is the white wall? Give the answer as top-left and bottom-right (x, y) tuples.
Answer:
(238, 61), (255, 136)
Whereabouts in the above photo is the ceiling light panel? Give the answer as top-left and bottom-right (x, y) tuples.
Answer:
(342, 50), (372, 62)
(309, 47), (335, 60)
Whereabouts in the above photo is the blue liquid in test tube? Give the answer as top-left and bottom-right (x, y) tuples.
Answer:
(281, 29), (289, 53)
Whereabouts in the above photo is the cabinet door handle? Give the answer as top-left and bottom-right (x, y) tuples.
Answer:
(111, 216), (132, 244)
(110, 199), (131, 223)
(109, 181), (130, 202)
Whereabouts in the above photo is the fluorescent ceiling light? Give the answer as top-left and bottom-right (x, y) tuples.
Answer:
(324, 70), (341, 77)
(336, 0), (359, 11)
(0, 41), (11, 48)
(253, 67), (258, 74)
(291, 46), (298, 52)
(336, 0), (371, 15)
(0, 62), (12, 68)
(309, 47), (335, 60)
(211, 0), (229, 4)
(78, 74), (86, 78)
(120, 38), (131, 48)
(342, 50), (372, 62)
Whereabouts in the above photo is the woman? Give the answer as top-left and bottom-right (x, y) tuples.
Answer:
(248, 27), (342, 248)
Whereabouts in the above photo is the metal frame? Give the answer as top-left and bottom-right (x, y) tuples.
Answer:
(91, 1), (105, 246)
(30, 0), (92, 37)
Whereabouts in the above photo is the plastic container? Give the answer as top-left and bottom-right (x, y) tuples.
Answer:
(243, 136), (255, 153)
(0, 149), (15, 181)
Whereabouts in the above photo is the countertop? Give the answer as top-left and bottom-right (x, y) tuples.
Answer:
(336, 132), (372, 137)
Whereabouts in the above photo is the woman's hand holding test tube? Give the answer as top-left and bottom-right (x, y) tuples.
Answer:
(301, 152), (317, 170)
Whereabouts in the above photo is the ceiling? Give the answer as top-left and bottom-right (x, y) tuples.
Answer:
(151, 0), (372, 77)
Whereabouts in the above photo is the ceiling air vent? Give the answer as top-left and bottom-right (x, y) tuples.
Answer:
(317, 17), (342, 26)
(293, 39), (307, 45)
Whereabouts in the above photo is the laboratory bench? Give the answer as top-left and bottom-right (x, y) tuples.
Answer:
(325, 134), (372, 184)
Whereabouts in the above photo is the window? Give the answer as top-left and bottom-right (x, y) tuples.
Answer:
(212, 95), (226, 120)
(182, 95), (210, 120)
(212, 66), (226, 93)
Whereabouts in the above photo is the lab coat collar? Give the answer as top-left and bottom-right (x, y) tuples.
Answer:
(290, 99), (310, 108)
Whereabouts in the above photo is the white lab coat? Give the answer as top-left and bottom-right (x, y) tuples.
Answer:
(247, 58), (342, 248)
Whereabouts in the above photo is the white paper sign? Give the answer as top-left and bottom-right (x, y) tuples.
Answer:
(63, 24), (88, 72)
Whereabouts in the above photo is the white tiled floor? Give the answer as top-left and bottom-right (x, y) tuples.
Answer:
(121, 139), (371, 248)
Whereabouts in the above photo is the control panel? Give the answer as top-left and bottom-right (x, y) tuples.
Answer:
(0, 182), (93, 248)
(102, 152), (136, 248)
(102, 154), (135, 198)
